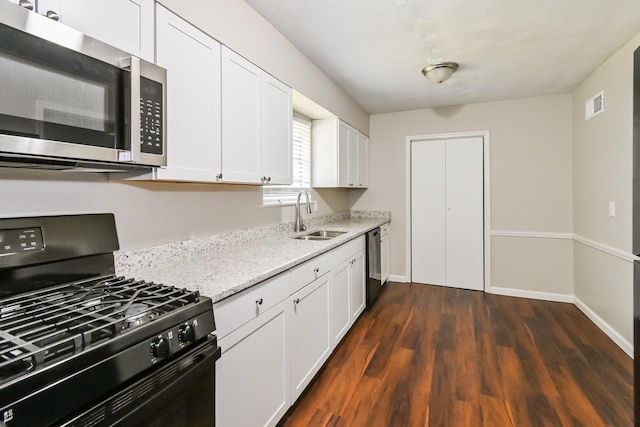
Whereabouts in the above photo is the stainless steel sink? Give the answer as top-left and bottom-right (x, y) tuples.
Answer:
(292, 230), (348, 240)
(294, 235), (333, 241)
(305, 230), (347, 238)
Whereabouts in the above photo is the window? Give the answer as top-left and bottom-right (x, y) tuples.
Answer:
(262, 115), (312, 206)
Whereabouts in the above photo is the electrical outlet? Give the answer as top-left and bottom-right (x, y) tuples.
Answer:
(609, 201), (616, 217)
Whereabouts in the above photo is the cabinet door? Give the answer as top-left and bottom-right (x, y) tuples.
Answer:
(154, 5), (221, 182)
(290, 273), (331, 402)
(346, 126), (359, 187)
(259, 74), (292, 185)
(221, 47), (260, 184)
(350, 249), (366, 322)
(330, 258), (351, 347)
(337, 121), (350, 187)
(55, 0), (154, 62)
(357, 133), (368, 188)
(217, 299), (290, 427)
(381, 232), (389, 285)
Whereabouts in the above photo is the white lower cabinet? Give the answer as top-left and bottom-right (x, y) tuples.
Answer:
(381, 224), (389, 285)
(217, 298), (290, 427)
(330, 258), (351, 347)
(350, 249), (366, 322)
(215, 235), (369, 426)
(290, 273), (331, 402)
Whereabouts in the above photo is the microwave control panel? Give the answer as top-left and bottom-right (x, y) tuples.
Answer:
(140, 77), (164, 155)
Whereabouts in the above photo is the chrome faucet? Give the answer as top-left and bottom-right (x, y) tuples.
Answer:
(294, 190), (312, 232)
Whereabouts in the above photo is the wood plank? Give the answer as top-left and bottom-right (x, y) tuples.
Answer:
(281, 283), (633, 427)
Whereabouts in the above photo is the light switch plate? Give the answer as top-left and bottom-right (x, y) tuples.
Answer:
(609, 201), (616, 217)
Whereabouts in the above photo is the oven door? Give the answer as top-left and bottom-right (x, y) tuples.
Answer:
(60, 336), (221, 427)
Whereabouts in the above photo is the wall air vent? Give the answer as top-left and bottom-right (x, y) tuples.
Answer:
(585, 90), (604, 120)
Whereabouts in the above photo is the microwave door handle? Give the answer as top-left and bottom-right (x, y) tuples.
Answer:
(119, 56), (141, 163)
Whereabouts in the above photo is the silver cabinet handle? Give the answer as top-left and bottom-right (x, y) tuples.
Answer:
(18, 0), (34, 10)
(349, 183), (354, 186)
(216, 173), (223, 180)
(45, 10), (60, 21)
(267, 177), (271, 182)
(256, 298), (263, 305)
(313, 267), (319, 273)
(293, 298), (300, 304)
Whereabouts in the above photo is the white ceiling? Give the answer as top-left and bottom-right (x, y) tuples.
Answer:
(243, 0), (640, 114)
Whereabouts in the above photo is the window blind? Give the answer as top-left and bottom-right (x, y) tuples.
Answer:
(263, 116), (311, 206)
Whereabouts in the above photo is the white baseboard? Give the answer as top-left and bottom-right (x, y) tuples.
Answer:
(388, 274), (408, 283)
(573, 296), (633, 358)
(486, 286), (574, 303)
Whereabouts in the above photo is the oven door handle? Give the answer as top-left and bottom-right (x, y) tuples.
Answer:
(119, 56), (142, 164)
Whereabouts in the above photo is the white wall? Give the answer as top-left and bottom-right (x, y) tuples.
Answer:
(571, 32), (640, 348)
(0, 169), (349, 250)
(0, 0), (364, 251)
(350, 94), (574, 297)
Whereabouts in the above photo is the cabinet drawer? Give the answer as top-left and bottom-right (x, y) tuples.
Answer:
(332, 235), (366, 264)
(214, 271), (290, 339)
(290, 251), (334, 294)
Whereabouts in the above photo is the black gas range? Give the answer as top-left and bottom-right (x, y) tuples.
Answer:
(0, 214), (220, 426)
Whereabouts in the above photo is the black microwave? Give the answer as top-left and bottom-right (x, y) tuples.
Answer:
(0, 2), (167, 171)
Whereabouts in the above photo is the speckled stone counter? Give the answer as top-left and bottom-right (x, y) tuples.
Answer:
(115, 211), (390, 303)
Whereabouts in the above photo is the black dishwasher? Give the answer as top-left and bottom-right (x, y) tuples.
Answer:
(366, 227), (382, 308)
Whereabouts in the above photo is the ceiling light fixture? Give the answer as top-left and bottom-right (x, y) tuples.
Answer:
(422, 62), (459, 83)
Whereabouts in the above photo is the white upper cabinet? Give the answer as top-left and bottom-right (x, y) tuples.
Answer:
(35, 0), (155, 62)
(221, 47), (261, 184)
(357, 132), (369, 188)
(337, 121), (350, 187)
(153, 5), (221, 182)
(221, 47), (292, 185)
(312, 118), (368, 188)
(259, 75), (293, 185)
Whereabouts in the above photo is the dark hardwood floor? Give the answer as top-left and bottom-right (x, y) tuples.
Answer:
(281, 282), (633, 427)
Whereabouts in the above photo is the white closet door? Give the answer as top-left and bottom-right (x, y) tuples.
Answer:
(445, 137), (484, 290)
(411, 139), (446, 286)
(411, 136), (484, 291)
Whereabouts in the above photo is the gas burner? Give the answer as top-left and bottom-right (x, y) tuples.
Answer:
(124, 303), (158, 329)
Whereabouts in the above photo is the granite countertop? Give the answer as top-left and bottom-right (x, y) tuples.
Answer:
(115, 211), (390, 303)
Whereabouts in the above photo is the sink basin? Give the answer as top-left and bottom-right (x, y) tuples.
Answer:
(294, 235), (333, 241)
(305, 230), (347, 238)
(292, 230), (348, 241)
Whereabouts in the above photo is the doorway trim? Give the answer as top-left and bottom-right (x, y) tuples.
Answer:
(405, 130), (492, 291)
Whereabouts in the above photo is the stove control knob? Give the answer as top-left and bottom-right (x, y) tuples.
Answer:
(178, 323), (197, 344)
(151, 337), (171, 358)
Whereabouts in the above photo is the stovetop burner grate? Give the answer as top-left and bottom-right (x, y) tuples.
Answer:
(0, 275), (200, 384)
